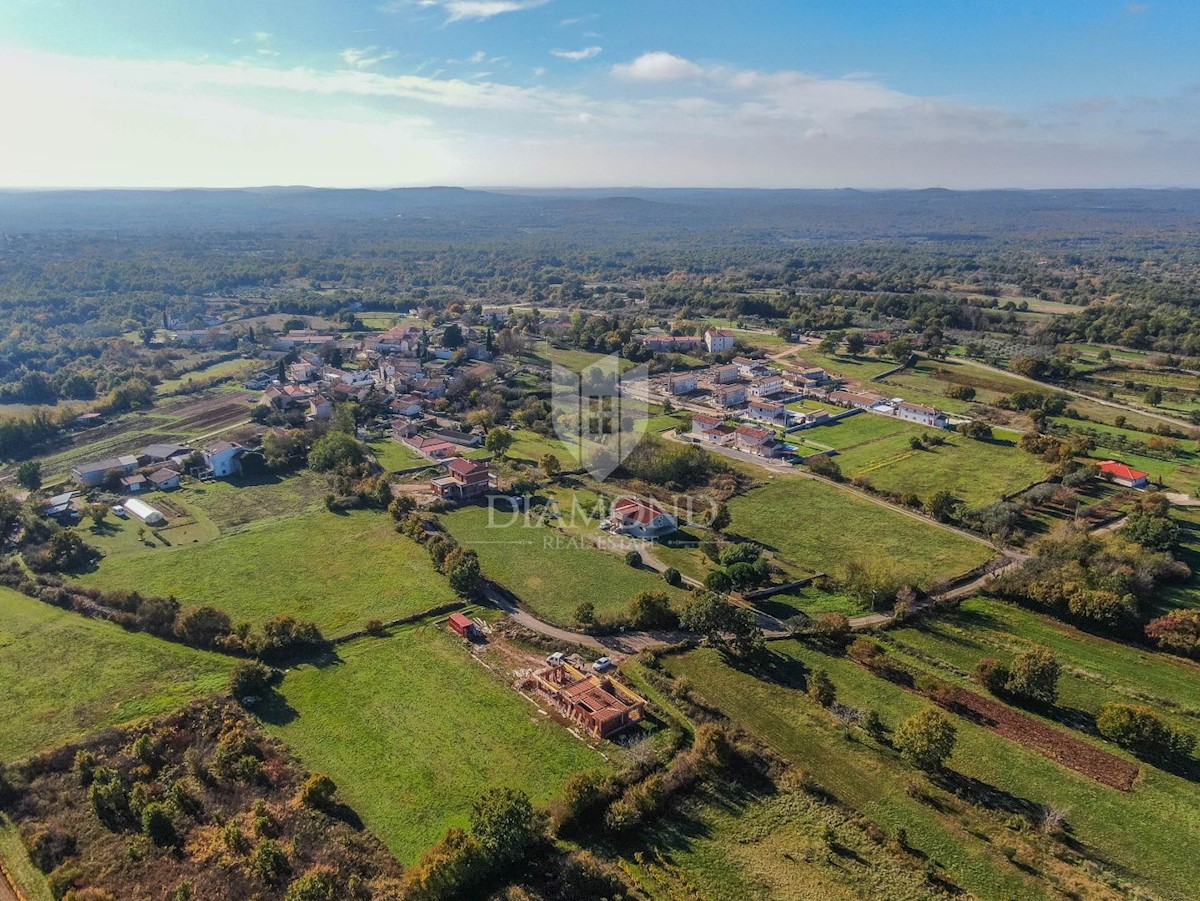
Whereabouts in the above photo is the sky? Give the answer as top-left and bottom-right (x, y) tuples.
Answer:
(0, 0), (1197, 189)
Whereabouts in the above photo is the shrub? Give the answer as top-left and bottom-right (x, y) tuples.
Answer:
(251, 840), (291, 886)
(230, 662), (273, 702)
(974, 658), (1011, 696)
(895, 709), (957, 772)
(1146, 608), (1200, 657)
(1004, 645), (1060, 705)
(628, 591), (677, 630)
(295, 774), (338, 811)
(662, 567), (682, 587)
(27, 828), (77, 873)
(285, 867), (339, 901)
(1096, 703), (1196, 760)
(141, 801), (179, 847)
(808, 669), (836, 707)
(624, 550), (642, 567)
(808, 455), (843, 481)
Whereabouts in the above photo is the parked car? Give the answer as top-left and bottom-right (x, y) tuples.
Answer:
(111, 506), (127, 518)
(546, 652), (565, 666)
(592, 656), (614, 672)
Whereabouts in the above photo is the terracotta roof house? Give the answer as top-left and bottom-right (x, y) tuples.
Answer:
(431, 458), (493, 499)
(705, 328), (735, 354)
(606, 497), (677, 539)
(524, 662), (646, 739)
(1098, 460), (1150, 488)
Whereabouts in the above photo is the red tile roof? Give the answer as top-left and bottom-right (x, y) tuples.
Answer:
(612, 497), (667, 525)
(736, 425), (772, 440)
(1098, 460), (1149, 481)
(446, 457), (489, 477)
(693, 413), (723, 427)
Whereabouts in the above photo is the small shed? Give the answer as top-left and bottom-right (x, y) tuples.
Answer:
(123, 497), (166, 526)
(447, 612), (476, 638)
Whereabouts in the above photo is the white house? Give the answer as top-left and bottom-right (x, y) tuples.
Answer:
(734, 424), (781, 457)
(748, 399), (789, 423)
(749, 375), (784, 398)
(606, 497), (678, 539)
(705, 328), (735, 354)
(894, 400), (948, 429)
(203, 441), (245, 478)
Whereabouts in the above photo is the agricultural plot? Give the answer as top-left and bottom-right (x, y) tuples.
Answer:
(0, 587), (230, 762)
(805, 413), (1051, 507)
(154, 356), (257, 396)
(260, 625), (608, 863)
(667, 640), (1200, 901)
(441, 499), (688, 626)
(884, 597), (1200, 733)
(82, 509), (453, 633)
(723, 476), (991, 587)
(797, 349), (898, 381)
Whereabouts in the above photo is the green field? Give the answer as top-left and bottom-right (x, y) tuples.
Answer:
(885, 597), (1200, 732)
(441, 500), (687, 625)
(155, 356), (257, 396)
(805, 412), (1051, 506)
(261, 625), (607, 862)
(796, 348), (899, 380)
(667, 636), (1200, 901)
(877, 357), (1037, 408)
(0, 587), (230, 762)
(368, 438), (431, 471)
(722, 476), (991, 587)
(82, 509), (454, 633)
(0, 817), (53, 901)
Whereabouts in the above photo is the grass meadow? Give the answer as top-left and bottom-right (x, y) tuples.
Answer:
(722, 476), (991, 586)
(667, 635), (1200, 901)
(0, 587), (230, 763)
(260, 624), (608, 862)
(805, 413), (1051, 507)
(441, 500), (687, 625)
(82, 509), (454, 633)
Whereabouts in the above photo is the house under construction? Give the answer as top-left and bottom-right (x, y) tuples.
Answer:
(524, 662), (647, 740)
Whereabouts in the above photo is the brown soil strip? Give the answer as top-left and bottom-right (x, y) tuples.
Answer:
(941, 687), (1140, 791)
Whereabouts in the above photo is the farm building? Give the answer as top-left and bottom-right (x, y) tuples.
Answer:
(147, 469), (182, 491)
(42, 491), (79, 522)
(71, 455), (140, 488)
(120, 474), (148, 493)
(123, 497), (166, 525)
(1098, 460), (1150, 488)
(605, 497), (677, 539)
(447, 612), (478, 638)
(523, 662), (646, 739)
(139, 443), (189, 465)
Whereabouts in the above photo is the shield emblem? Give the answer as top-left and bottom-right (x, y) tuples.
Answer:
(550, 346), (649, 481)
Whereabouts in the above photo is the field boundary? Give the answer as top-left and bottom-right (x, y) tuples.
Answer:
(330, 600), (467, 644)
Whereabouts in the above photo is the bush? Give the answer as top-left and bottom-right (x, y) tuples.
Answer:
(1004, 645), (1060, 705)
(974, 658), (1011, 696)
(1096, 703), (1195, 760)
(27, 828), (77, 873)
(230, 662), (273, 702)
(624, 550), (642, 567)
(894, 709), (957, 772)
(807, 454), (843, 481)
(662, 567), (682, 587)
(295, 774), (338, 811)
(251, 840), (291, 886)
(628, 591), (678, 630)
(808, 669), (836, 707)
(1146, 608), (1200, 657)
(141, 801), (178, 847)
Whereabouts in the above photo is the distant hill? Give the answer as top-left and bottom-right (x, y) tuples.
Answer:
(1, 186), (1198, 241)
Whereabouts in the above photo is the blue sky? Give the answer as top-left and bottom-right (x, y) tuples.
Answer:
(0, 0), (1197, 187)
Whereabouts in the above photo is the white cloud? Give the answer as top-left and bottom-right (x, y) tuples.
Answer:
(550, 46), (602, 61)
(0, 46), (1195, 189)
(407, 0), (551, 22)
(611, 51), (703, 82)
(340, 46), (398, 70)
